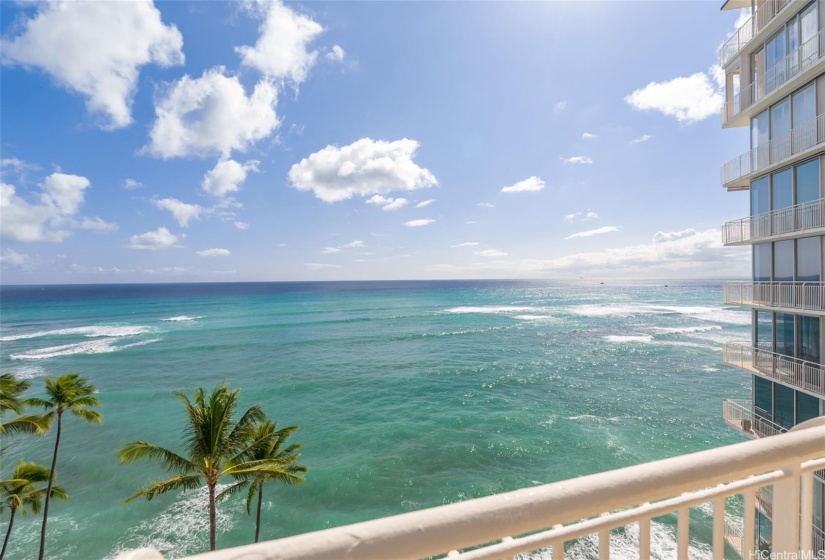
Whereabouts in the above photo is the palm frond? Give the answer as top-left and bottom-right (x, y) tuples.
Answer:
(124, 475), (203, 503)
(0, 414), (52, 436)
(119, 441), (198, 473)
(72, 408), (103, 424)
(215, 480), (247, 502)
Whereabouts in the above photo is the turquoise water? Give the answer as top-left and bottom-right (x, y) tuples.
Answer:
(0, 280), (750, 559)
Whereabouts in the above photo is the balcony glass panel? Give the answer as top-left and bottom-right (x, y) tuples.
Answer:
(755, 375), (774, 416)
(772, 168), (793, 210)
(776, 312), (795, 357)
(796, 158), (820, 204)
(752, 176), (771, 216)
(797, 237), (821, 281)
(775, 383), (795, 428)
(754, 243), (772, 281)
(800, 315), (821, 363)
(756, 310), (773, 348)
(797, 390), (821, 423)
(774, 239), (794, 280)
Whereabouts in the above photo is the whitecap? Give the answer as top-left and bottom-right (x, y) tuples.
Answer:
(569, 305), (649, 318)
(11, 338), (160, 360)
(604, 335), (653, 343)
(651, 325), (722, 334)
(445, 306), (545, 315)
(1, 325), (152, 342)
(565, 415), (622, 423)
(161, 316), (202, 322)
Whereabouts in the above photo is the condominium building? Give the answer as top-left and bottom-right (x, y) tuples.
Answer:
(718, 0), (825, 551)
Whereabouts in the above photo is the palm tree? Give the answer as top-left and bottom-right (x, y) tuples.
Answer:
(0, 374), (51, 437)
(0, 460), (67, 560)
(119, 385), (299, 551)
(241, 420), (307, 543)
(27, 373), (102, 560)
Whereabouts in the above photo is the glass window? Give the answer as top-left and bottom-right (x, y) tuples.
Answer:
(770, 99), (791, 140)
(767, 28), (787, 70)
(774, 383), (795, 428)
(757, 510), (773, 549)
(792, 85), (816, 127)
(799, 316), (820, 363)
(795, 158), (820, 204)
(801, 2), (818, 43)
(756, 310), (774, 349)
(751, 176), (771, 216)
(772, 168), (793, 210)
(796, 391), (821, 423)
(751, 110), (769, 148)
(754, 376), (773, 417)
(797, 237), (821, 281)
(773, 240), (794, 281)
(775, 313), (795, 357)
(754, 243), (772, 281)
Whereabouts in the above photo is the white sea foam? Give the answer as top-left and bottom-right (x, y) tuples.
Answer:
(604, 335), (653, 343)
(7, 364), (47, 379)
(446, 306), (544, 315)
(566, 414), (622, 423)
(1, 325), (152, 342)
(10, 338), (160, 360)
(702, 366), (720, 373)
(651, 325), (722, 334)
(161, 315), (202, 322)
(514, 314), (557, 322)
(570, 304), (750, 326)
(569, 304), (647, 317)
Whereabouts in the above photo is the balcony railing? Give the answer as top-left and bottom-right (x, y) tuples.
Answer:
(722, 199), (825, 244)
(723, 398), (789, 438)
(724, 341), (825, 397)
(720, 0), (793, 66)
(118, 420), (825, 560)
(722, 27), (825, 125)
(723, 281), (825, 313)
(722, 113), (825, 187)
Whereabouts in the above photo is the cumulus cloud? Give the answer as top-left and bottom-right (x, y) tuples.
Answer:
(122, 178), (143, 190)
(321, 246), (342, 254)
(452, 242), (479, 248)
(144, 68), (279, 159)
(326, 45), (346, 62)
(1, 0), (183, 129)
(553, 100), (567, 113)
(403, 218), (435, 227)
(564, 210), (599, 223)
(631, 134), (653, 144)
(0, 249), (30, 267)
(288, 138), (436, 202)
(342, 240), (364, 248)
(80, 216), (117, 232)
(625, 69), (722, 123)
(563, 156), (593, 165)
(366, 194), (408, 211)
(237, 0), (323, 84)
(565, 226), (619, 239)
(502, 176), (545, 193)
(415, 199), (435, 208)
(235, 221), (250, 230)
(196, 248), (230, 257)
(477, 202), (496, 208)
(581, 132), (598, 140)
(323, 240), (364, 253)
(1, 173), (92, 242)
(475, 249), (507, 257)
(202, 159), (259, 198)
(152, 198), (203, 227)
(128, 227), (181, 250)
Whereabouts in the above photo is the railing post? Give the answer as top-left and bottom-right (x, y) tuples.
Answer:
(772, 467), (801, 554)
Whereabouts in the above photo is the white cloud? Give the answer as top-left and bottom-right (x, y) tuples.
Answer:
(477, 202), (496, 208)
(128, 227), (181, 250)
(415, 199), (435, 208)
(475, 249), (507, 257)
(152, 198), (203, 227)
(565, 210), (599, 223)
(403, 218), (435, 228)
(235, 221), (250, 230)
(581, 132), (598, 140)
(326, 45), (346, 62)
(144, 68), (279, 159)
(342, 240), (364, 248)
(196, 248), (230, 257)
(80, 216), (117, 232)
(625, 70), (723, 123)
(1, 0), (183, 129)
(563, 156), (593, 165)
(565, 226), (620, 239)
(236, 0), (324, 84)
(122, 178), (143, 190)
(585, 211), (599, 220)
(366, 194), (408, 211)
(321, 239), (363, 254)
(452, 242), (479, 248)
(321, 247), (342, 254)
(202, 159), (259, 198)
(305, 263), (342, 269)
(288, 138), (437, 202)
(631, 134), (652, 145)
(0, 249), (30, 267)
(0, 173), (91, 242)
(553, 100), (567, 113)
(501, 176), (545, 193)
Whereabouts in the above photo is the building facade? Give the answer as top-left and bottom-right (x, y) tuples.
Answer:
(719, 0), (825, 551)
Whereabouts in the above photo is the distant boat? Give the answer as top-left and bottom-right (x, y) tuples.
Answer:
(599, 282), (604, 285)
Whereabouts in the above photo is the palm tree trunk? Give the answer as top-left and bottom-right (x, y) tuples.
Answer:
(255, 484), (263, 543)
(1, 506), (16, 560)
(38, 411), (62, 560)
(208, 481), (217, 551)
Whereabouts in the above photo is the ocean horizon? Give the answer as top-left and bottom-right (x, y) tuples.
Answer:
(0, 279), (749, 559)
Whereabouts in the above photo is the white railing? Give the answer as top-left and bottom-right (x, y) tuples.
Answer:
(722, 27), (825, 125)
(722, 199), (825, 244)
(723, 281), (825, 312)
(722, 113), (825, 185)
(815, 525), (825, 555)
(118, 419), (825, 560)
(724, 341), (825, 397)
(720, 0), (798, 66)
(757, 484), (774, 518)
(723, 398), (789, 438)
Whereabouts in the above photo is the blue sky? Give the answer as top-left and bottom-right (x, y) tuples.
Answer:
(1, 1), (753, 284)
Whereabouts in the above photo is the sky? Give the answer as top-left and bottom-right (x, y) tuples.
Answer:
(0, 0), (755, 284)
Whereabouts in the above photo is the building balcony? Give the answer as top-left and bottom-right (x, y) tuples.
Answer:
(721, 114), (825, 190)
(723, 281), (825, 314)
(720, 0), (793, 67)
(723, 341), (825, 398)
(722, 199), (825, 244)
(723, 398), (789, 438)
(118, 419), (825, 560)
(722, 27), (825, 128)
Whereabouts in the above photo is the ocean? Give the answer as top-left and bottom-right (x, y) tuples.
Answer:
(0, 280), (750, 559)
